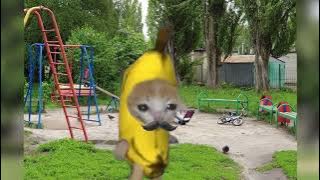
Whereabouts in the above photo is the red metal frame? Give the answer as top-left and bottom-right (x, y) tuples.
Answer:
(24, 6), (88, 141)
(277, 102), (291, 124)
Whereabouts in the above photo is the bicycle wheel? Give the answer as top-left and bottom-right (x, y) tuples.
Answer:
(232, 118), (243, 126)
(217, 118), (227, 124)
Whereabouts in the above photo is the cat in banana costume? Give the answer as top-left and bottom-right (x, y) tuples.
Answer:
(114, 27), (181, 180)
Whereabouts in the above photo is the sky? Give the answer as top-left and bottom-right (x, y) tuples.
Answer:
(138, 0), (149, 40)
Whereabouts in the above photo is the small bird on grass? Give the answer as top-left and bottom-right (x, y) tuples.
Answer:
(222, 145), (229, 154)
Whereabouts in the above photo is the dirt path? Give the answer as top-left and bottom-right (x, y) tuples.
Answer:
(24, 108), (296, 180)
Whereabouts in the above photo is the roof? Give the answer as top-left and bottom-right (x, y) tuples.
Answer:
(223, 55), (256, 63)
(277, 53), (297, 62)
(223, 55), (285, 63)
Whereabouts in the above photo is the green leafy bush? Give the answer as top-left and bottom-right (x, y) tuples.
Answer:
(67, 26), (147, 93)
(177, 55), (202, 84)
(42, 80), (54, 101)
(24, 78), (28, 97)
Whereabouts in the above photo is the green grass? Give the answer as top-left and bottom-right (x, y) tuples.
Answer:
(24, 139), (241, 180)
(164, 144), (241, 180)
(256, 150), (297, 180)
(179, 84), (297, 116)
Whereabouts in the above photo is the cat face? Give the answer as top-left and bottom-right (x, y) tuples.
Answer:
(127, 79), (181, 131)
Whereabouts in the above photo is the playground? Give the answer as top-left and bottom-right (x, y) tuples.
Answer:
(23, 5), (297, 180)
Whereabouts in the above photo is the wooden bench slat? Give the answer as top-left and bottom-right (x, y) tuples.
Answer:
(278, 112), (297, 119)
(59, 84), (90, 90)
(200, 99), (237, 102)
(60, 89), (95, 97)
(200, 98), (247, 102)
(259, 105), (274, 111)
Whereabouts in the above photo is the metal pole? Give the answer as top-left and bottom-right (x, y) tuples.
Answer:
(279, 64), (281, 89)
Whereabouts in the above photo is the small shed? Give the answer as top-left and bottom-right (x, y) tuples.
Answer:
(219, 55), (286, 88)
(268, 57), (286, 88)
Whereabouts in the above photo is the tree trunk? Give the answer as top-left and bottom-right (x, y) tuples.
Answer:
(254, 32), (262, 92)
(260, 49), (270, 91)
(167, 38), (180, 83)
(254, 49), (270, 92)
(254, 50), (262, 91)
(253, 28), (270, 92)
(205, 15), (218, 88)
(204, 1), (219, 88)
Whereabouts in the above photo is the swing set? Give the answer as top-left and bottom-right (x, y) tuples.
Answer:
(24, 43), (101, 129)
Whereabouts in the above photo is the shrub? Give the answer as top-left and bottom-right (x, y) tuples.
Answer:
(42, 80), (54, 101)
(67, 26), (147, 93)
(24, 78), (28, 97)
(177, 55), (203, 84)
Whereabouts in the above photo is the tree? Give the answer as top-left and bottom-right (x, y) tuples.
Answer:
(203, 0), (243, 88)
(204, 0), (225, 88)
(147, 0), (241, 86)
(24, 0), (119, 43)
(234, 24), (252, 55)
(115, 0), (143, 34)
(147, 0), (202, 80)
(239, 0), (296, 91)
(271, 6), (296, 58)
(147, 0), (165, 45)
(67, 26), (147, 92)
(218, 5), (243, 59)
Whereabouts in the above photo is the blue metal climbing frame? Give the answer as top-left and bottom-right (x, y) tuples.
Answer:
(78, 45), (101, 125)
(24, 43), (44, 128)
(24, 43), (101, 128)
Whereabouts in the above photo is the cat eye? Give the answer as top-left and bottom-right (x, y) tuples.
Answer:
(137, 104), (149, 112)
(166, 104), (177, 111)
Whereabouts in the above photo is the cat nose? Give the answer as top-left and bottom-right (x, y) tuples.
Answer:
(153, 111), (162, 121)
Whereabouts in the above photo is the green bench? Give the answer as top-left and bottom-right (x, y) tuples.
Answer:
(275, 103), (297, 137)
(257, 99), (297, 138)
(257, 98), (277, 124)
(197, 92), (249, 115)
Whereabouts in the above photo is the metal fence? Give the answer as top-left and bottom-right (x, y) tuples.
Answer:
(219, 63), (255, 87)
(283, 69), (297, 89)
(193, 63), (297, 89)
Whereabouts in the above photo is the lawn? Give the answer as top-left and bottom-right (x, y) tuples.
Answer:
(256, 150), (297, 180)
(24, 139), (241, 180)
(179, 84), (297, 116)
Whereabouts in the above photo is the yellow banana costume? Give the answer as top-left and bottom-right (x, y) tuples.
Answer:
(119, 49), (177, 178)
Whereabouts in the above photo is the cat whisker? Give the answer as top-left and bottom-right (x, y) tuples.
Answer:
(142, 121), (159, 131)
(159, 121), (177, 131)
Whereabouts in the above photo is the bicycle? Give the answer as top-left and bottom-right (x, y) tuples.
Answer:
(217, 111), (244, 126)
